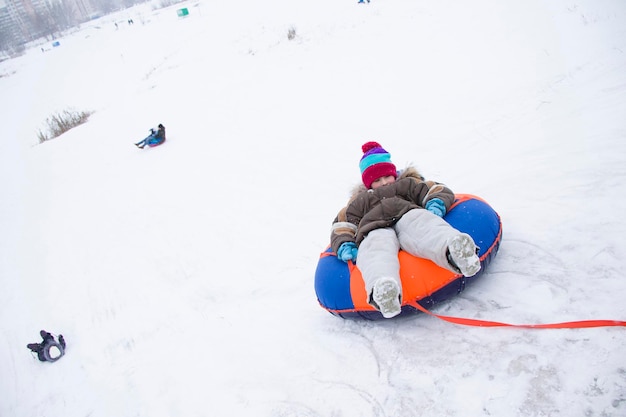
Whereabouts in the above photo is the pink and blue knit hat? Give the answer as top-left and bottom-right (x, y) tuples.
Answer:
(359, 141), (397, 189)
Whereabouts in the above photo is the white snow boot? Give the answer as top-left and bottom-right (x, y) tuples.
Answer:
(371, 277), (402, 318)
(447, 234), (481, 277)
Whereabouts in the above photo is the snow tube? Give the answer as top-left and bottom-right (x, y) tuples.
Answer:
(314, 194), (502, 320)
(146, 136), (165, 147)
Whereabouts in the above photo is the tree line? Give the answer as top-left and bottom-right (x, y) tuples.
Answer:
(1, 0), (148, 57)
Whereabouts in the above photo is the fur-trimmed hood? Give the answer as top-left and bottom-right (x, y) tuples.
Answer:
(348, 165), (425, 201)
(330, 165), (455, 252)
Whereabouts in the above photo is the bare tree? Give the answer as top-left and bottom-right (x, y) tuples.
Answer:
(24, 0), (78, 41)
(1, 30), (26, 57)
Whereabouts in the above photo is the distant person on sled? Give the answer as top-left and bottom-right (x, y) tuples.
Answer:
(135, 124), (166, 148)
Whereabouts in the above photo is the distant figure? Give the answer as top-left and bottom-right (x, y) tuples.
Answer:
(358, 0), (370, 3)
(27, 330), (66, 362)
(135, 124), (166, 148)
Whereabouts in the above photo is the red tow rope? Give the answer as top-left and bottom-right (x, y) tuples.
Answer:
(410, 302), (626, 329)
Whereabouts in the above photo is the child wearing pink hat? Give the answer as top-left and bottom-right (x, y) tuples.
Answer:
(330, 142), (481, 318)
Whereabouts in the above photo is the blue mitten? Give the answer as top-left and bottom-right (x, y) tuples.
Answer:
(337, 242), (358, 263)
(425, 198), (446, 217)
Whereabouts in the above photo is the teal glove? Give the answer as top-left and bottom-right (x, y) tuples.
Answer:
(337, 242), (358, 263)
(425, 198), (446, 217)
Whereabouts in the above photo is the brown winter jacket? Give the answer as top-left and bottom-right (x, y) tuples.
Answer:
(330, 167), (455, 253)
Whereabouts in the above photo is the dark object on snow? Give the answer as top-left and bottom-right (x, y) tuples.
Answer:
(27, 330), (66, 362)
(135, 123), (166, 148)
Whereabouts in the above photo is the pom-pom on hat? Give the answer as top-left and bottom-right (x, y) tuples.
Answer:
(359, 141), (397, 189)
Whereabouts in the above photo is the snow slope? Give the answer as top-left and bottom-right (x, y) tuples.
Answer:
(1, 0), (626, 416)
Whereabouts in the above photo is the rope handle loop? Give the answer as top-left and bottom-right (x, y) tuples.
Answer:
(409, 301), (626, 329)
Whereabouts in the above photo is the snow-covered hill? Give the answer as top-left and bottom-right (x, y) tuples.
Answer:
(1, 0), (625, 415)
